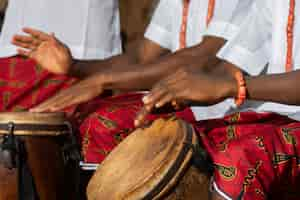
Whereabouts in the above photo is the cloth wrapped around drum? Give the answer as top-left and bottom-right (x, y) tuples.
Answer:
(0, 112), (81, 200)
(87, 118), (212, 200)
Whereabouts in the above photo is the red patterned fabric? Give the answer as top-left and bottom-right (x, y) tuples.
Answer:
(195, 112), (300, 200)
(78, 92), (195, 163)
(1, 56), (300, 199)
(78, 94), (300, 199)
(0, 56), (77, 112)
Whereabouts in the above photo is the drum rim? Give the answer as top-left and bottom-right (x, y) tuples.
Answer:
(0, 112), (65, 116)
(0, 112), (66, 123)
(142, 121), (194, 200)
(0, 112), (69, 136)
(0, 123), (70, 136)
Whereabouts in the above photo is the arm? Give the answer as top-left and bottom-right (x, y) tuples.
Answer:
(26, 37), (170, 112)
(136, 64), (300, 127)
(70, 38), (170, 78)
(27, 35), (225, 112)
(13, 28), (225, 90)
(245, 71), (300, 105)
(98, 36), (225, 91)
(12, 28), (169, 78)
(210, 65), (300, 106)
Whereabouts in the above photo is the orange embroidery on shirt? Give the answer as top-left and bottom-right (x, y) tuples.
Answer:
(179, 0), (190, 49)
(179, 0), (215, 49)
(286, 0), (295, 72)
(206, 0), (215, 26)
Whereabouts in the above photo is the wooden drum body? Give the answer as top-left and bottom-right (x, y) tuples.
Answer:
(87, 118), (211, 200)
(0, 112), (80, 200)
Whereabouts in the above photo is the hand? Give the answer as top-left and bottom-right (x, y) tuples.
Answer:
(11, 27), (73, 75)
(134, 68), (237, 127)
(30, 76), (104, 112)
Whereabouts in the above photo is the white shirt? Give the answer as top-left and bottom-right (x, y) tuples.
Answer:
(218, 0), (300, 121)
(205, 0), (254, 40)
(0, 0), (122, 59)
(145, 0), (253, 120)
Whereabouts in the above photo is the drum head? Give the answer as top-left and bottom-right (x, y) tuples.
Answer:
(87, 118), (197, 200)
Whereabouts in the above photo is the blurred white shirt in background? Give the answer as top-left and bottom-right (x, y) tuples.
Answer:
(0, 0), (122, 59)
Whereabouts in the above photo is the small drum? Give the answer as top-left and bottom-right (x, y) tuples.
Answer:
(0, 112), (80, 200)
(87, 118), (211, 200)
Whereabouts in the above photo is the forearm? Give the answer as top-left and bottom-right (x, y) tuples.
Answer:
(245, 70), (300, 105)
(69, 52), (137, 78)
(69, 38), (168, 78)
(219, 66), (300, 106)
(103, 36), (225, 91)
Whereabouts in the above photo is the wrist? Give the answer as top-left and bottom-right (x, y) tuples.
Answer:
(221, 77), (238, 99)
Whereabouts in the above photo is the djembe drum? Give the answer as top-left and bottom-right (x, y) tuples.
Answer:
(0, 112), (80, 200)
(87, 118), (212, 200)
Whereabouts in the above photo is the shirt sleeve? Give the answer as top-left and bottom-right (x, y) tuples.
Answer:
(205, 0), (254, 41)
(144, 0), (173, 50)
(217, 1), (272, 75)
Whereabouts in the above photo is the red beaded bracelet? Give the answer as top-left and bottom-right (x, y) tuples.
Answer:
(234, 71), (247, 107)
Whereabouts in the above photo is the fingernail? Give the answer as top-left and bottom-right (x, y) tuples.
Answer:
(155, 103), (161, 108)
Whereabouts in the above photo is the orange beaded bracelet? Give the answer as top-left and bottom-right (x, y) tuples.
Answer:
(234, 71), (247, 107)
